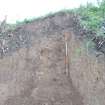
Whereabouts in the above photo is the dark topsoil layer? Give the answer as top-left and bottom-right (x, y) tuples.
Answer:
(0, 11), (105, 58)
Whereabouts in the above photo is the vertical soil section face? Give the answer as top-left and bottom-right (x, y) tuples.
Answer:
(0, 30), (83, 105)
(0, 12), (105, 105)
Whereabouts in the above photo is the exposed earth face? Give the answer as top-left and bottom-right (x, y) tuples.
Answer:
(0, 12), (105, 105)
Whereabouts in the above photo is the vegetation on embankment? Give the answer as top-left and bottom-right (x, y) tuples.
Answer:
(0, 0), (105, 56)
(12, 0), (105, 54)
(72, 0), (105, 55)
(74, 1), (105, 32)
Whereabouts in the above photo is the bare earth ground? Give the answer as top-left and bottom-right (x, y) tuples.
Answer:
(0, 12), (105, 105)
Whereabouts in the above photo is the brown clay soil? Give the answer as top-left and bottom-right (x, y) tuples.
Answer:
(0, 12), (105, 105)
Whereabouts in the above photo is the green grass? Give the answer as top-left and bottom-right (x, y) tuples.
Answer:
(74, 0), (105, 35)
(15, 10), (74, 25)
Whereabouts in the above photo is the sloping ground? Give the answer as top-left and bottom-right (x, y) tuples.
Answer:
(0, 12), (105, 105)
